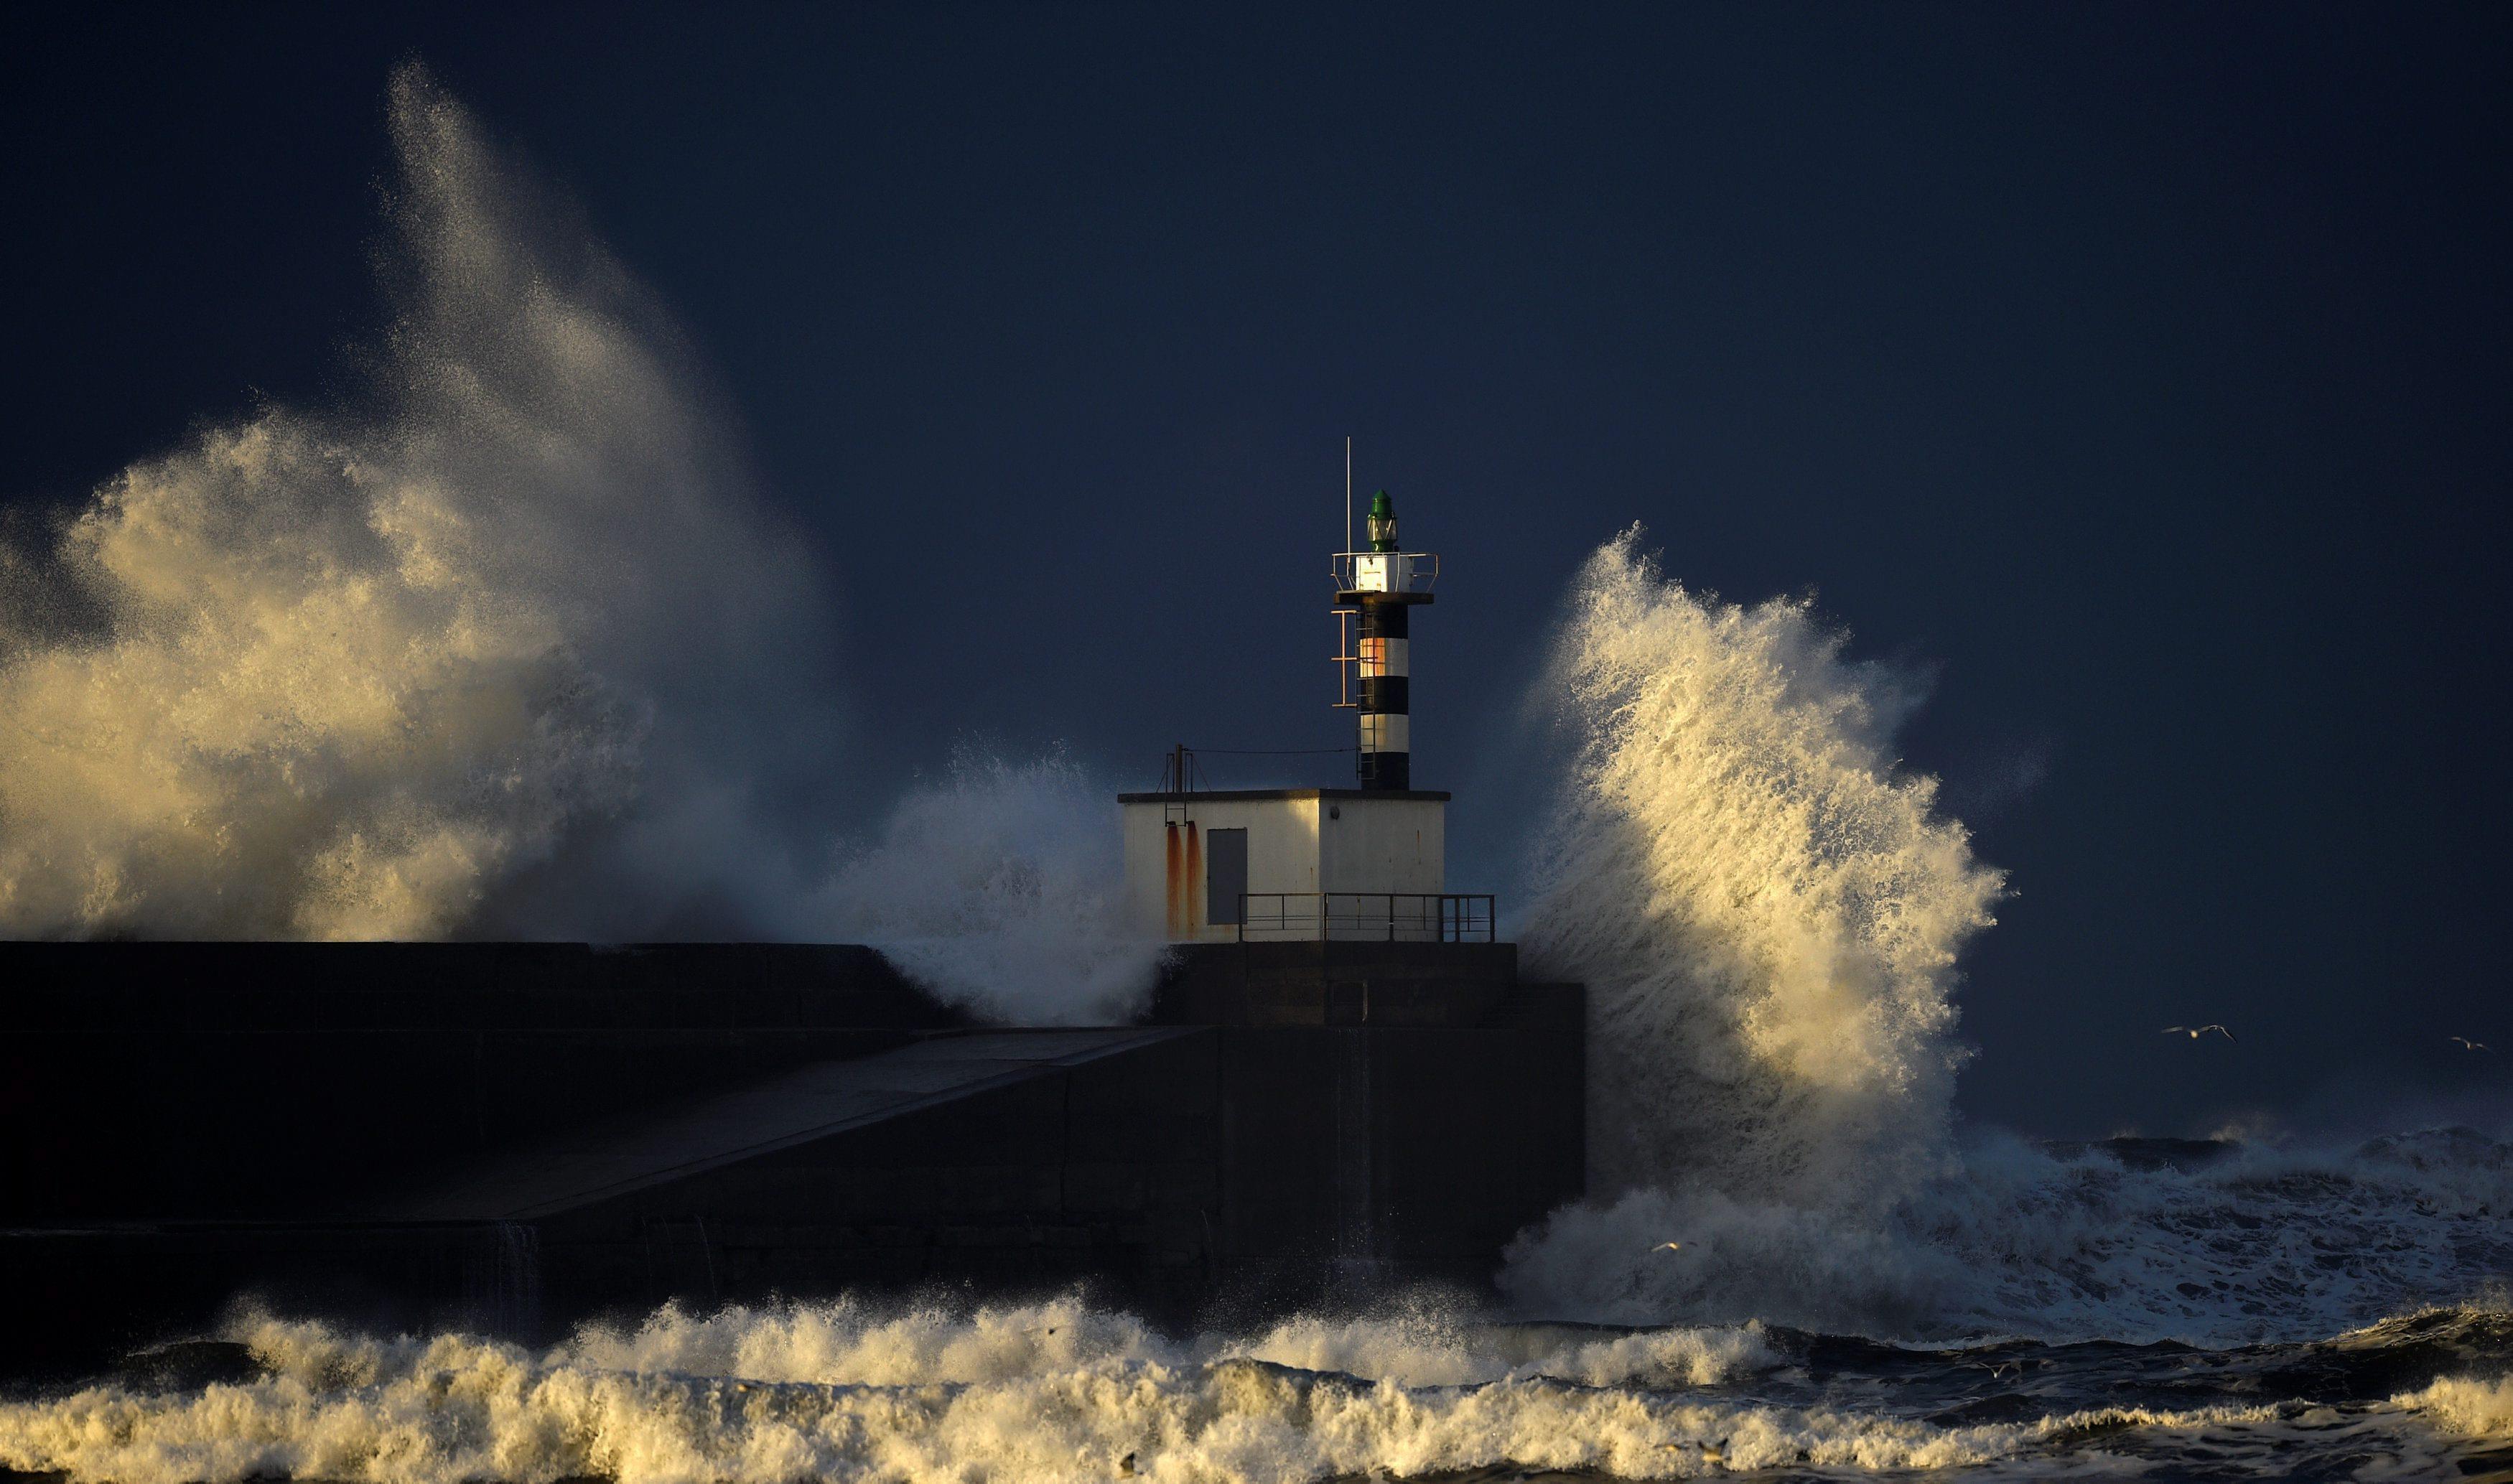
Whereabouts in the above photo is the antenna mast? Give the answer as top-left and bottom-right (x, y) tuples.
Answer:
(1344, 436), (1353, 554)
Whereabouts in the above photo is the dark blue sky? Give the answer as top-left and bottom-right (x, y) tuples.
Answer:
(4, 4), (2507, 1139)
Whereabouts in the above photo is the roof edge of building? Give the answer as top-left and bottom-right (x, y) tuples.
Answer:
(1116, 789), (1453, 803)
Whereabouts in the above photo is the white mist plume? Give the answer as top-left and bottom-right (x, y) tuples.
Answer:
(0, 65), (836, 940)
(807, 750), (1165, 1024)
(1501, 527), (1995, 1334)
(1517, 528), (2002, 1203)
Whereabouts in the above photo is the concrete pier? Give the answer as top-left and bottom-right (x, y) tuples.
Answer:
(0, 941), (1582, 1379)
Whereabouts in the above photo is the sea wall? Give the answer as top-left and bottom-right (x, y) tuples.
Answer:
(0, 942), (1582, 1380)
(1, 943), (962, 1221)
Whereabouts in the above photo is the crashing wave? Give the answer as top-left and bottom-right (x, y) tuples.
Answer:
(6, 1299), (2508, 1483)
(0, 65), (836, 942)
(1503, 535), (2510, 1348)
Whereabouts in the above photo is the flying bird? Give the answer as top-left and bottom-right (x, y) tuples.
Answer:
(1974, 1361), (2020, 1380)
(2450, 1036), (2491, 1052)
(1656, 1241), (1684, 1252)
(2163, 1025), (2236, 1042)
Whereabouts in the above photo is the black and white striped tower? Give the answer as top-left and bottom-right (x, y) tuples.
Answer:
(1335, 487), (1437, 790)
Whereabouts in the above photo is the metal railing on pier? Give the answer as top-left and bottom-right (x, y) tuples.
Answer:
(1236, 892), (1496, 943)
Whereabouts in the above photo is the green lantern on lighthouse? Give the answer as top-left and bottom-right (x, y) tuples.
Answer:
(1366, 490), (1399, 551)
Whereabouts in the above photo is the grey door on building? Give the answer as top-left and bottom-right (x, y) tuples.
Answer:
(1206, 828), (1247, 925)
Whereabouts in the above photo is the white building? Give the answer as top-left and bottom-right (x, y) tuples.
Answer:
(1116, 788), (1460, 943)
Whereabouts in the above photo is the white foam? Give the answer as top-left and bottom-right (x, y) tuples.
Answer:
(24, 1300), (2498, 1483)
(0, 1305), (2039, 1484)
(556, 1294), (1172, 1386)
(547, 1294), (1779, 1394)
(2398, 1372), (2513, 1439)
(1219, 1310), (1778, 1389)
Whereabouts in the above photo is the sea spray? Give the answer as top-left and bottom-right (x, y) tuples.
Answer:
(1515, 528), (2001, 1202)
(806, 749), (1166, 1023)
(0, 65), (836, 941)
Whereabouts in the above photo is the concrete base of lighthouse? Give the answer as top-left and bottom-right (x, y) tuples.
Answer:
(1144, 941), (1585, 1302)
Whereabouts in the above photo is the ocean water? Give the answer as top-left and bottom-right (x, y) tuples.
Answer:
(3, 66), (2507, 1484)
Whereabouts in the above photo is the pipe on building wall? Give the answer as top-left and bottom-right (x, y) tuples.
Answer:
(1165, 820), (1206, 938)
(1165, 823), (1183, 939)
(1185, 823), (1204, 935)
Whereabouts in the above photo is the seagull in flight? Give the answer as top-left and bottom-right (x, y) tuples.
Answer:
(2164, 1025), (2236, 1042)
(1656, 1241), (1685, 1252)
(2450, 1036), (2491, 1052)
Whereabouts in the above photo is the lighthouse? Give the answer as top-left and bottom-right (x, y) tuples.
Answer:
(1117, 462), (1483, 945)
(1335, 488), (1435, 790)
